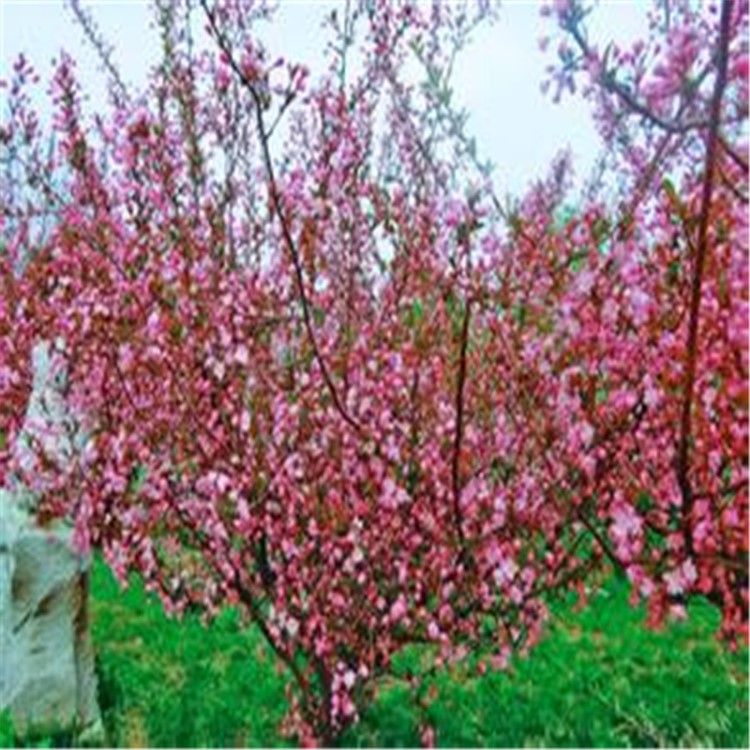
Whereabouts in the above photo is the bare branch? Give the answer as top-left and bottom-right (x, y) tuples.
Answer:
(677, 0), (734, 552)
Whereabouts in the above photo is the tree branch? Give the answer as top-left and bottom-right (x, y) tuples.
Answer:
(200, 0), (361, 433)
(451, 297), (472, 554)
(677, 0), (734, 552)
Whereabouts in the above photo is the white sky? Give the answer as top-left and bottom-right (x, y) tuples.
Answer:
(0, 0), (649, 198)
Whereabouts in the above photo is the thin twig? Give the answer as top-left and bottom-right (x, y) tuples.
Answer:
(200, 0), (361, 432)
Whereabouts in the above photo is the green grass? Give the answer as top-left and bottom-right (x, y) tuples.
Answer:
(90, 562), (290, 748)
(349, 589), (749, 748)
(9, 561), (747, 747)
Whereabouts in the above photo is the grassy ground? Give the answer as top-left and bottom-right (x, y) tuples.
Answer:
(7, 560), (748, 748)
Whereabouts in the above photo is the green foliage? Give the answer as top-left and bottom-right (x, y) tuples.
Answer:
(0, 712), (14, 749)
(0, 710), (76, 750)
(87, 562), (747, 747)
(0, 709), (87, 748)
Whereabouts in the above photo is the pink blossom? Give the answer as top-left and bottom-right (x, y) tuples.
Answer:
(389, 595), (408, 624)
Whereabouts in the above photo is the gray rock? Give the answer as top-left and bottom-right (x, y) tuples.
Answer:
(1, 341), (103, 742)
(15, 340), (86, 488)
(0, 508), (103, 742)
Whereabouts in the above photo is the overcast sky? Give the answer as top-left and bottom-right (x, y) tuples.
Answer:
(1, 1), (648, 198)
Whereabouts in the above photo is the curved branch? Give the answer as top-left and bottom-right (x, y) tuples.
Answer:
(677, 0), (734, 551)
(200, 0), (361, 432)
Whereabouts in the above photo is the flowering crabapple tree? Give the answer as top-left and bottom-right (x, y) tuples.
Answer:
(0, 0), (747, 743)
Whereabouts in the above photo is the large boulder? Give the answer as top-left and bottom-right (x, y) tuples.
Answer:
(1, 341), (102, 741)
(0, 497), (103, 741)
